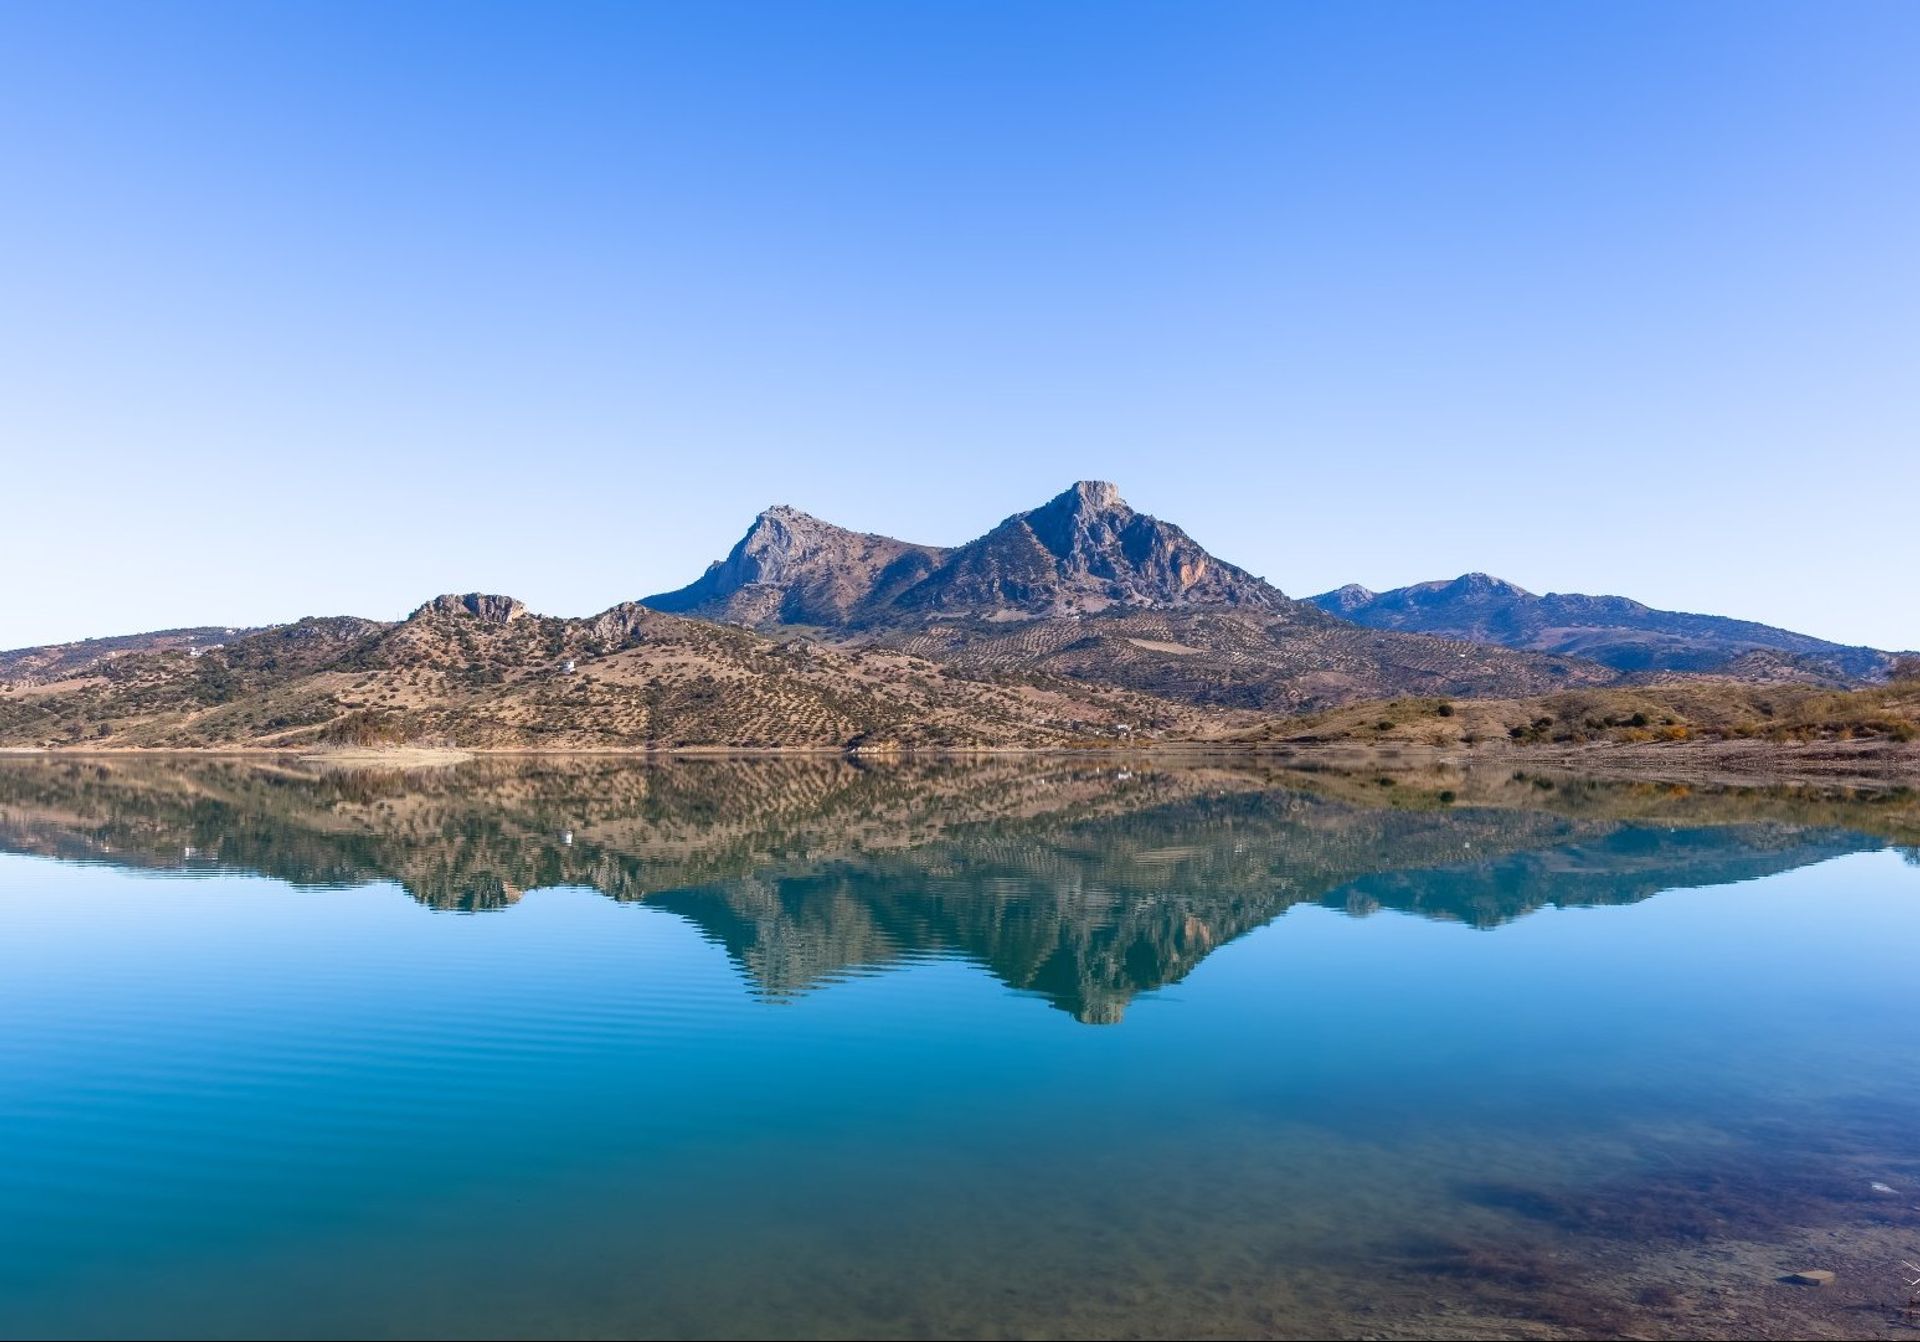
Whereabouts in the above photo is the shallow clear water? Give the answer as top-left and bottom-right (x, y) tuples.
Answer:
(0, 757), (1916, 1339)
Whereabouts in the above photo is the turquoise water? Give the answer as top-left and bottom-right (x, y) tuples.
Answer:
(0, 758), (1916, 1338)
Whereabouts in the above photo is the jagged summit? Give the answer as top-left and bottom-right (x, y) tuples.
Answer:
(646, 481), (1293, 630)
(644, 505), (948, 628)
(886, 480), (1289, 619)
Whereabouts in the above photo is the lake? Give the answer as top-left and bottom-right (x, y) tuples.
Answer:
(0, 755), (1916, 1339)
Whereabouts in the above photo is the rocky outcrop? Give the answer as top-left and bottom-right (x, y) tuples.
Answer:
(412, 593), (527, 624)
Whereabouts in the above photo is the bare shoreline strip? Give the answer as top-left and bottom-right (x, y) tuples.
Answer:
(3, 738), (1917, 787)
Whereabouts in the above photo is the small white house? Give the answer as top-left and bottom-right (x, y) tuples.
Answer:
(562, 659), (576, 674)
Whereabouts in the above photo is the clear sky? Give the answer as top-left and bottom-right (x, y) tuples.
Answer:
(2, 1), (1916, 652)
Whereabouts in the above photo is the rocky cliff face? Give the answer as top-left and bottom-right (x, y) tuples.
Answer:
(1310, 575), (1904, 681)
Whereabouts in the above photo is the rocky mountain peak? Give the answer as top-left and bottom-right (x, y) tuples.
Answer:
(1317, 583), (1377, 616)
(735, 505), (852, 571)
(413, 593), (528, 624)
(648, 482), (1300, 627)
(886, 481), (1291, 618)
(1447, 572), (1533, 598)
(645, 507), (948, 628)
(1068, 479), (1122, 510)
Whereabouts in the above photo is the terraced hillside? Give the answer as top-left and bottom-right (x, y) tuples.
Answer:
(0, 593), (1218, 750)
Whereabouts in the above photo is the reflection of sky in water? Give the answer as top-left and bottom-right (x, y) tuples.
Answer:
(0, 786), (1916, 1337)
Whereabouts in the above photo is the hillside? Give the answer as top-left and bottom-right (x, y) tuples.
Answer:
(1235, 678), (1920, 779)
(1312, 573), (1906, 680)
(0, 624), (266, 683)
(0, 593), (1221, 750)
(887, 605), (1611, 711)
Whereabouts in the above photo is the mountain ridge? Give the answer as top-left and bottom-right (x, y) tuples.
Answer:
(641, 482), (1611, 709)
(5, 483), (1912, 748)
(644, 481), (1291, 628)
(1310, 574), (1907, 681)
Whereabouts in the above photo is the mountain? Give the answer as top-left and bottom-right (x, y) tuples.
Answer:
(1310, 574), (1908, 681)
(18, 485), (1902, 746)
(880, 480), (1291, 619)
(649, 483), (1613, 710)
(644, 505), (948, 627)
(645, 481), (1287, 628)
(0, 592), (1212, 750)
(0, 624), (266, 684)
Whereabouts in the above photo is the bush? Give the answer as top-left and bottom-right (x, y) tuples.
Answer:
(321, 709), (413, 746)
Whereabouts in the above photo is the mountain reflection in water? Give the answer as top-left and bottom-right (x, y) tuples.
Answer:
(1, 755), (1910, 1024)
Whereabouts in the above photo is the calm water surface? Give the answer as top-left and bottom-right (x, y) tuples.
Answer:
(0, 757), (1916, 1339)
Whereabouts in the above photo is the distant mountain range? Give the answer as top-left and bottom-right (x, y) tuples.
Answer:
(1311, 573), (1904, 682)
(0, 481), (1910, 751)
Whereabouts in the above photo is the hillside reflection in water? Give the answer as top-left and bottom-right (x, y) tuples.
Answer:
(0, 755), (1917, 1340)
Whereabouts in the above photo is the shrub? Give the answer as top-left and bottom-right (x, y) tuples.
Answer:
(321, 709), (413, 746)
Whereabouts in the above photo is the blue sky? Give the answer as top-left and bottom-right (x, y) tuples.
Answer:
(2, 1), (1916, 650)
